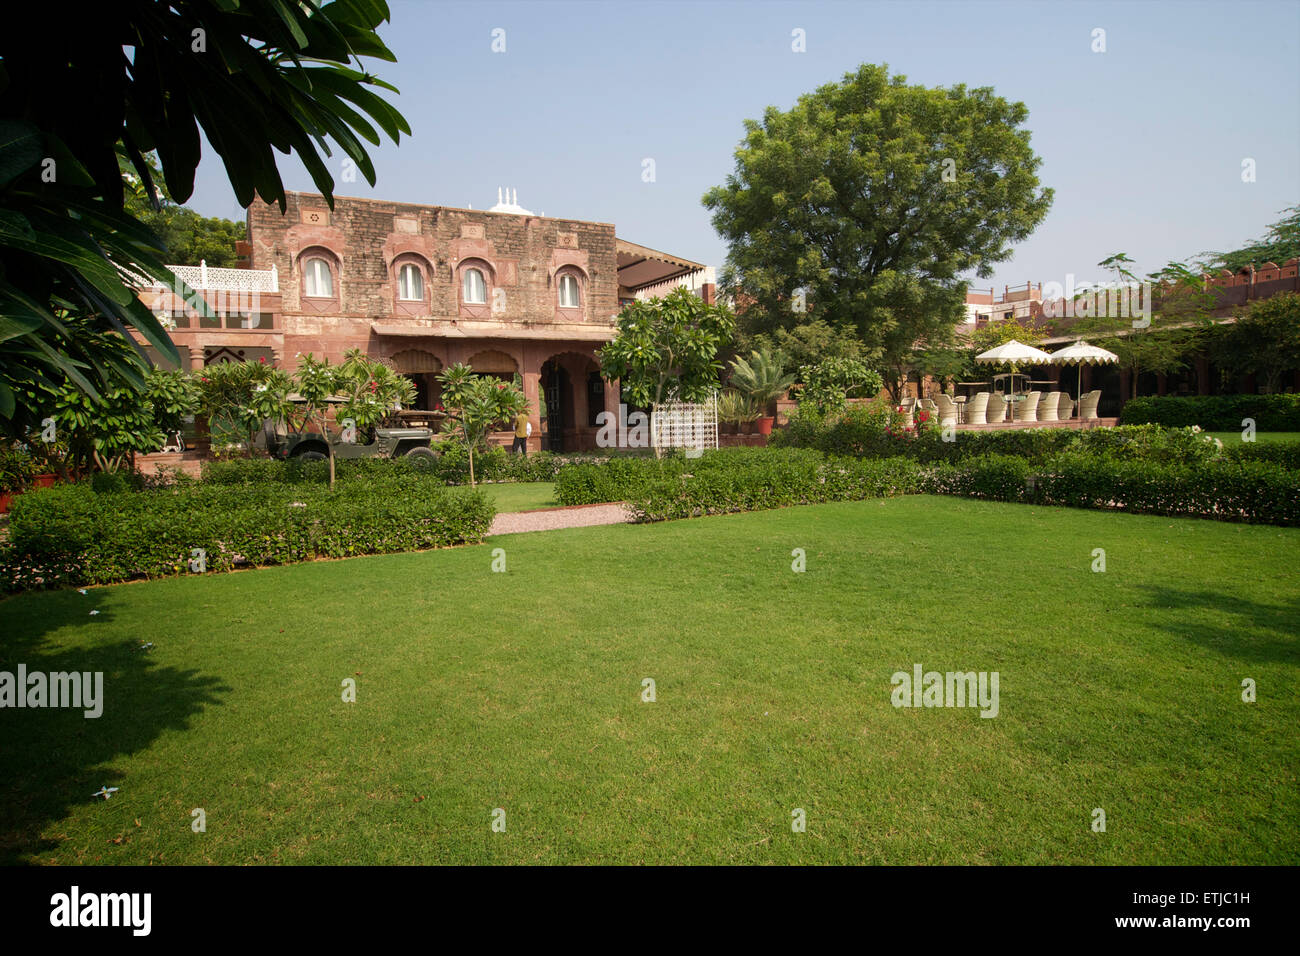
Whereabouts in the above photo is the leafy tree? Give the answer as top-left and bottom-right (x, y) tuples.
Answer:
(1074, 255), (1215, 399)
(912, 333), (974, 396)
(967, 313), (1047, 354)
(599, 285), (735, 416)
(197, 358), (291, 455)
(1199, 205), (1300, 274)
(140, 205), (247, 269)
(53, 382), (164, 475)
(144, 367), (201, 438)
(703, 63), (1052, 392)
(437, 363), (527, 487)
(292, 354), (347, 487)
(795, 357), (883, 414)
(0, 0), (409, 421)
(335, 349), (417, 435)
(749, 319), (865, 373)
(2, 316), (169, 476)
(122, 151), (247, 267)
(1219, 292), (1300, 393)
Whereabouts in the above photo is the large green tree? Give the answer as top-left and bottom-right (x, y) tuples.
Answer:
(703, 63), (1053, 396)
(1218, 291), (1300, 393)
(0, 0), (409, 428)
(749, 319), (865, 373)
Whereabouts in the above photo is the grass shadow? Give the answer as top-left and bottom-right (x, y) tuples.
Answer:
(1133, 583), (1300, 666)
(0, 591), (229, 864)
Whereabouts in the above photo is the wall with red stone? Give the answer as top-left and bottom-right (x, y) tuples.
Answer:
(246, 191), (620, 371)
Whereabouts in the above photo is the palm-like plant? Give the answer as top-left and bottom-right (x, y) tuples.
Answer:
(715, 389), (758, 426)
(728, 349), (796, 413)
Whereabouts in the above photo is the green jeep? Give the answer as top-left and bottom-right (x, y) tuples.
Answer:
(270, 425), (439, 469)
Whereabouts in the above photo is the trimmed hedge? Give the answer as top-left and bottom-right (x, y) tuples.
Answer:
(555, 447), (925, 518)
(558, 446), (1299, 526)
(2, 475), (494, 591)
(926, 454), (1299, 525)
(1119, 394), (1300, 431)
(1225, 441), (1300, 470)
(553, 454), (678, 505)
(629, 452), (924, 522)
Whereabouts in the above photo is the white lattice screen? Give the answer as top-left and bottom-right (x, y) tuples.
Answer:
(651, 396), (718, 453)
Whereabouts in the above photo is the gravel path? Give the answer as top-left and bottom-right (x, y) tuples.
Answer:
(488, 502), (632, 536)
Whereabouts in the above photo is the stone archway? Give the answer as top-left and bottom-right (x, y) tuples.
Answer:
(467, 348), (518, 376)
(390, 348), (443, 375)
(390, 348), (445, 411)
(540, 350), (601, 451)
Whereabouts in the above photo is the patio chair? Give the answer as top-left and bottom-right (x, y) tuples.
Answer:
(1055, 392), (1076, 420)
(986, 393), (1007, 423)
(1078, 390), (1102, 420)
(1015, 390), (1041, 422)
(1037, 392), (1059, 422)
(965, 391), (989, 425)
(935, 394), (959, 427)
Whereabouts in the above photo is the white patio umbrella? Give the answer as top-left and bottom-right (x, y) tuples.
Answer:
(974, 339), (1055, 369)
(974, 340), (1054, 418)
(1048, 339), (1119, 399)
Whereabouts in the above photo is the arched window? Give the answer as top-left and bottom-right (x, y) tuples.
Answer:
(398, 262), (424, 301)
(558, 273), (580, 308)
(463, 267), (487, 305)
(303, 257), (334, 298)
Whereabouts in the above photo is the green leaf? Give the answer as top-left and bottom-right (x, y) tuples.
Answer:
(0, 120), (42, 187)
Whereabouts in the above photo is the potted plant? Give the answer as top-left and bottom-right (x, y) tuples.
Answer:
(714, 389), (748, 435)
(738, 396), (762, 435)
(729, 349), (796, 436)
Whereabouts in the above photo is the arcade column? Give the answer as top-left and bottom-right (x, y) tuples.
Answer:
(522, 366), (542, 453)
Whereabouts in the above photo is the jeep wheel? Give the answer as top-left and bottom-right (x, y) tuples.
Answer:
(297, 450), (327, 463)
(404, 446), (437, 471)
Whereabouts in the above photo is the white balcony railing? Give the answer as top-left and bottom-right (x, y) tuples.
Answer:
(148, 260), (278, 293)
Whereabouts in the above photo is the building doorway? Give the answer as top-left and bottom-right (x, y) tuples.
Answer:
(541, 359), (571, 451)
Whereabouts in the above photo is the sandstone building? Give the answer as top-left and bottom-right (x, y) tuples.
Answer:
(141, 189), (714, 451)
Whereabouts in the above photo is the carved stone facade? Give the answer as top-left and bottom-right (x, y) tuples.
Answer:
(145, 191), (711, 451)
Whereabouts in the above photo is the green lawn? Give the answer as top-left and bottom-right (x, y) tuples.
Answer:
(478, 481), (557, 512)
(1207, 431), (1300, 445)
(2, 496), (1297, 864)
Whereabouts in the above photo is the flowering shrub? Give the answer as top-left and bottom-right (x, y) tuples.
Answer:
(1069, 424), (1223, 466)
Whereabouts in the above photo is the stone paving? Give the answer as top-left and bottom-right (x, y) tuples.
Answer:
(487, 502), (632, 536)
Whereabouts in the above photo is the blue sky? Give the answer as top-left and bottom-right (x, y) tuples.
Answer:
(188, 0), (1300, 290)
